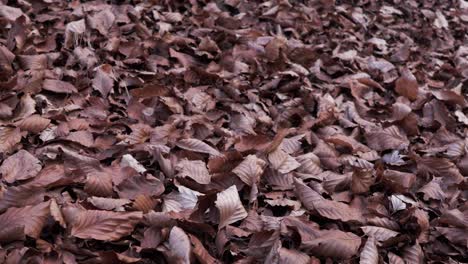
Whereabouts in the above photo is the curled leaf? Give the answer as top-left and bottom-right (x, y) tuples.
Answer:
(215, 185), (248, 229)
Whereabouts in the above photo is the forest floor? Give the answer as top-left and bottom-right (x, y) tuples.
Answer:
(0, 0), (467, 263)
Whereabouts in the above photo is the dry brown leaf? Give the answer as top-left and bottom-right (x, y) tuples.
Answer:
(278, 248), (310, 264)
(65, 207), (142, 241)
(189, 234), (218, 264)
(294, 178), (363, 222)
(0, 183), (44, 212)
(383, 170), (415, 193)
(165, 226), (191, 264)
(43, 79), (78, 93)
(417, 156), (464, 184)
(0, 149), (42, 183)
(120, 154), (146, 173)
(92, 64), (114, 96)
(215, 185), (248, 229)
(268, 148), (301, 174)
(295, 152), (323, 175)
(163, 185), (202, 213)
(15, 115), (51, 133)
(439, 209), (468, 228)
(232, 154), (266, 186)
(395, 68), (418, 100)
(176, 159), (211, 184)
(0, 126), (22, 154)
(360, 226), (399, 242)
(88, 197), (131, 211)
(176, 138), (221, 156)
(365, 126), (409, 151)
(351, 169), (375, 194)
(132, 195), (158, 213)
(0, 202), (50, 243)
(436, 227), (467, 247)
(402, 243), (424, 264)
(88, 9), (115, 35)
(417, 179), (446, 201)
(84, 170), (114, 197)
(49, 199), (66, 228)
(388, 252), (405, 264)
(302, 229), (361, 259)
(116, 174), (164, 199)
(360, 237), (379, 264)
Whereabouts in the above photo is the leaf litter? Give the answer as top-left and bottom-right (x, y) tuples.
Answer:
(0, 0), (467, 263)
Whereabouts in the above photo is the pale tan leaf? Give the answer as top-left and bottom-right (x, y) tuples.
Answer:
(176, 159), (211, 184)
(66, 207), (142, 241)
(232, 154), (266, 186)
(215, 185), (248, 229)
(166, 226), (191, 264)
(0, 149), (42, 183)
(365, 126), (409, 151)
(360, 237), (378, 264)
(163, 185), (202, 213)
(176, 138), (221, 156)
(361, 226), (399, 242)
(121, 154), (146, 173)
(268, 148), (301, 174)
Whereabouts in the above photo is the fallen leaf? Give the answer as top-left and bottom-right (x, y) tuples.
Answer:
(215, 185), (248, 229)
